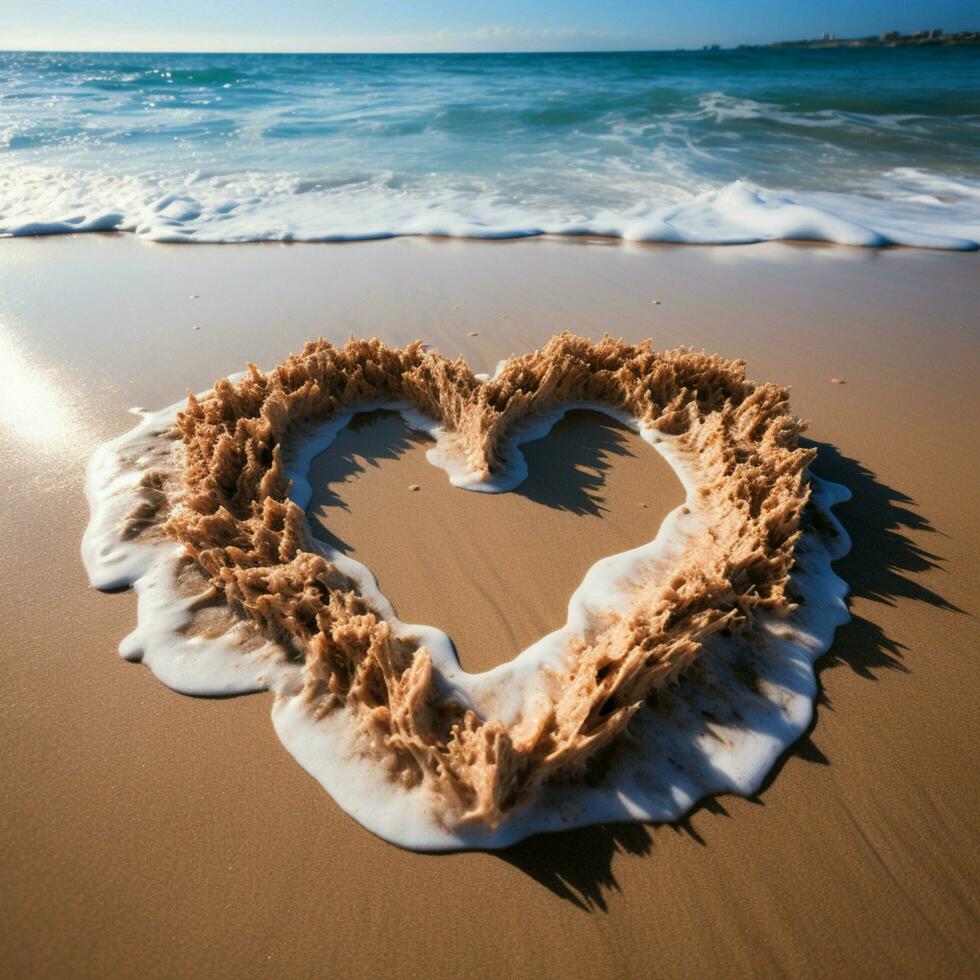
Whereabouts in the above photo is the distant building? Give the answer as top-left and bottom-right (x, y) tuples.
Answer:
(880, 30), (901, 41)
(821, 32), (836, 41)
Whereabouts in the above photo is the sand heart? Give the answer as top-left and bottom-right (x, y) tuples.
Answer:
(84, 332), (850, 848)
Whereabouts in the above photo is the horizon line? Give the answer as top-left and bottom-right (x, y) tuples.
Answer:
(3, 30), (976, 57)
(2, 43), (970, 56)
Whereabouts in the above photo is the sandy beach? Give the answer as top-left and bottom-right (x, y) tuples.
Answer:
(1, 234), (978, 978)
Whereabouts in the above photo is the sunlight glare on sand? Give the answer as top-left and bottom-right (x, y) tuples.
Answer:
(0, 321), (93, 454)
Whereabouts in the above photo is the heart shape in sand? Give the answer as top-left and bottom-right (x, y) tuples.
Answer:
(152, 333), (815, 828)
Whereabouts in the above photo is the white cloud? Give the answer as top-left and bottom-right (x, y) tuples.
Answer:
(470, 25), (616, 42)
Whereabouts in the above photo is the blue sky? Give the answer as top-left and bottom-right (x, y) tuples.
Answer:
(4, 0), (977, 52)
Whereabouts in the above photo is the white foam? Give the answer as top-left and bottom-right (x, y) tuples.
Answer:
(83, 393), (851, 850)
(4, 164), (979, 249)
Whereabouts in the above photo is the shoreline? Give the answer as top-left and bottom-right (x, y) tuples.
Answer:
(1, 235), (978, 977)
(8, 228), (980, 249)
(4, 178), (979, 249)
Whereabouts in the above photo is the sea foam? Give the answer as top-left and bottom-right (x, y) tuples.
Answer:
(3, 167), (979, 249)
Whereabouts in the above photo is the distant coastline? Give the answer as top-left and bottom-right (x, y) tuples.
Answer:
(728, 29), (980, 51)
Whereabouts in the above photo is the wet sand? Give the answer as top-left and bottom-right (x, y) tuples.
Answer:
(1, 235), (978, 978)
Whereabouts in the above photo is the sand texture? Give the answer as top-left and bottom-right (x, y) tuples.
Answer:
(1, 236), (978, 978)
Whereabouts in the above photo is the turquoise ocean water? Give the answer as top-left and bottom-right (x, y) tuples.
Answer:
(1, 48), (979, 247)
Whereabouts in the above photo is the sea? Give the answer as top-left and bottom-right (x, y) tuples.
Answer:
(2, 47), (979, 248)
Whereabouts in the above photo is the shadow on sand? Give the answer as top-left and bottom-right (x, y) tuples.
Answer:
(495, 439), (963, 911)
(308, 406), (641, 555)
(516, 409), (638, 517)
(306, 410), (433, 553)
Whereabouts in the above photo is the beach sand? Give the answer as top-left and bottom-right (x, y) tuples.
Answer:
(1, 235), (978, 978)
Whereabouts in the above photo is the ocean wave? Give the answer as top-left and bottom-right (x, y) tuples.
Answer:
(693, 91), (937, 134)
(1, 166), (978, 249)
(2, 49), (979, 250)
